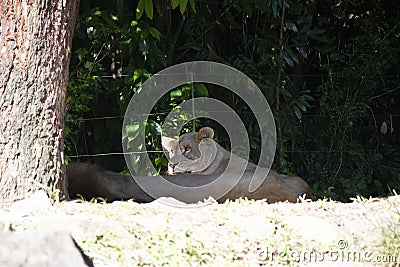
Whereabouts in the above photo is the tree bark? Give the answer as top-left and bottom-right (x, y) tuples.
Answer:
(0, 0), (79, 200)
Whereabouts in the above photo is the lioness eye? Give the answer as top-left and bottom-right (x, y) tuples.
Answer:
(183, 146), (191, 154)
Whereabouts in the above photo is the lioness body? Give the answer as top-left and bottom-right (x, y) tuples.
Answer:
(162, 127), (312, 202)
(67, 163), (310, 203)
(67, 127), (312, 203)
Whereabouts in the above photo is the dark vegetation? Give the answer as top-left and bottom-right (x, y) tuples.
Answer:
(66, 0), (400, 202)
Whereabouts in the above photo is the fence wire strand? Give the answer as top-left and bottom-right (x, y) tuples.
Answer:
(67, 73), (399, 159)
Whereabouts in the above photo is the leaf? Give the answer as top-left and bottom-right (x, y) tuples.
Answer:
(286, 22), (298, 32)
(149, 27), (161, 40)
(146, 120), (162, 135)
(302, 94), (314, 101)
(126, 124), (140, 134)
(155, 157), (168, 167)
(284, 0), (290, 8)
(138, 39), (148, 53)
(306, 28), (327, 41)
(76, 48), (88, 61)
(297, 16), (305, 24)
(282, 50), (294, 67)
(84, 61), (93, 69)
(133, 69), (151, 82)
(307, 28), (325, 35)
(293, 105), (302, 119)
(285, 47), (299, 64)
(189, 0), (196, 13)
(180, 0), (188, 14)
(272, 0), (278, 18)
(250, 139), (257, 149)
(170, 89), (182, 100)
(194, 83), (208, 97)
(297, 47), (308, 59)
(299, 98), (311, 108)
(280, 88), (292, 98)
(140, 29), (149, 40)
(254, 0), (268, 12)
(102, 15), (120, 30)
(308, 34), (327, 42)
(144, 0), (153, 20)
(296, 101), (307, 112)
(172, 0), (180, 9)
(136, 0), (145, 20)
(133, 70), (141, 82)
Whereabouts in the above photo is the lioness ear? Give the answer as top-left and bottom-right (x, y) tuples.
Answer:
(195, 127), (214, 142)
(161, 136), (176, 150)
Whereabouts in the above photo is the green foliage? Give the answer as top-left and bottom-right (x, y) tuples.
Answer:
(66, 3), (167, 170)
(67, 0), (400, 201)
(136, 0), (195, 20)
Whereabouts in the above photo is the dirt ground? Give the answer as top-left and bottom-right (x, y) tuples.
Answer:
(1, 191), (399, 267)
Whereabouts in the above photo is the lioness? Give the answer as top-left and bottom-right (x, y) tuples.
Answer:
(67, 127), (311, 203)
(162, 127), (312, 202)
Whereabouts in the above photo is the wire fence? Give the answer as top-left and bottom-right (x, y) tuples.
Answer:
(65, 113), (400, 123)
(69, 148), (399, 159)
(66, 73), (399, 159)
(67, 110), (399, 159)
(96, 74), (400, 79)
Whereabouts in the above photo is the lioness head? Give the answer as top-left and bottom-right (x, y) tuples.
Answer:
(162, 127), (218, 174)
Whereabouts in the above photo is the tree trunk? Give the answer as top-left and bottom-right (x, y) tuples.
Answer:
(0, 0), (79, 200)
